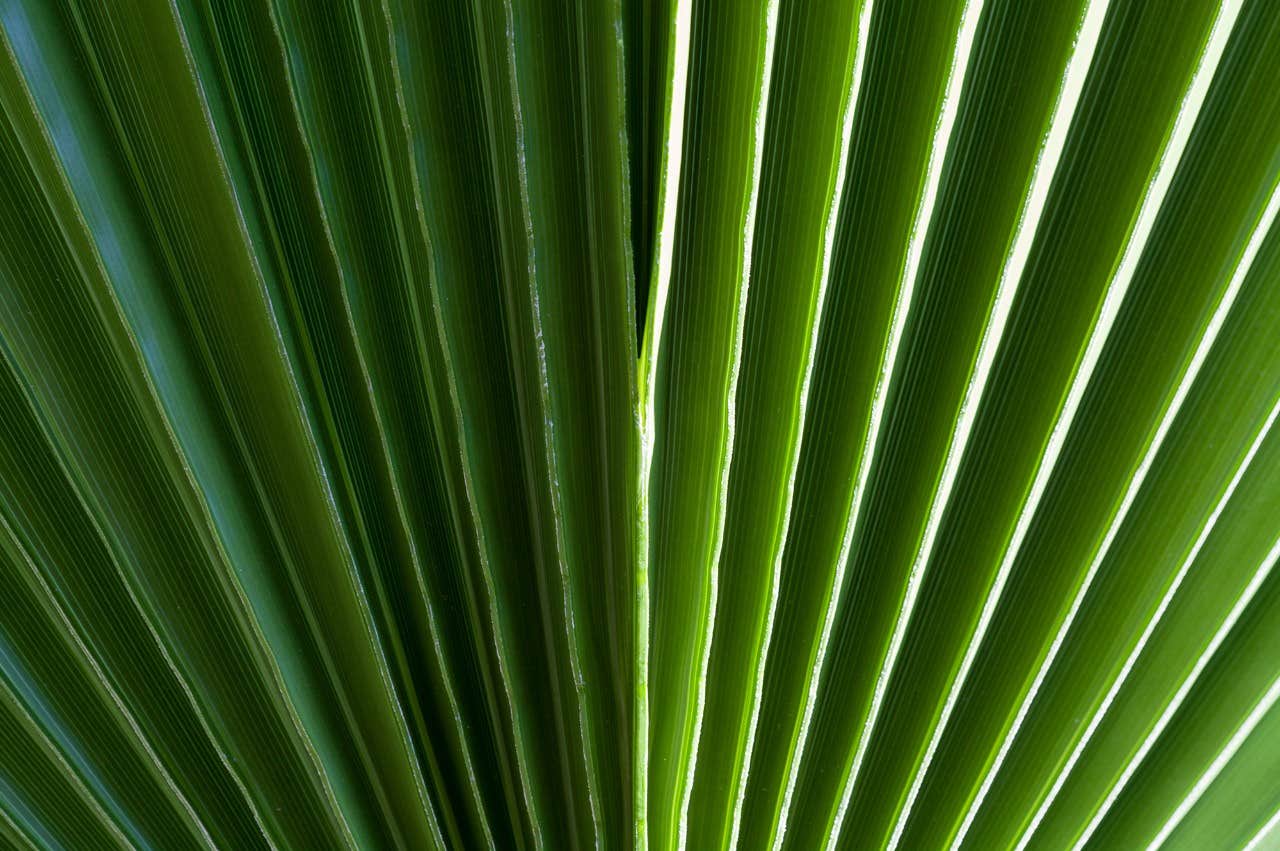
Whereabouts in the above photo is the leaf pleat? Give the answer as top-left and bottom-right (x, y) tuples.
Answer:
(642, 2), (779, 848)
(0, 16), (360, 846)
(682, 2), (868, 849)
(392, 1), (642, 846)
(3, 1), (445, 846)
(895, 2), (1277, 846)
(733, 4), (974, 846)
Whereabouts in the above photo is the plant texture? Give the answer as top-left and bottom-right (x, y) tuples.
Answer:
(1, 0), (1279, 849)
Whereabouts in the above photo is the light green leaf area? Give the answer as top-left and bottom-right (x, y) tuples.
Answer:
(1, 1), (1278, 849)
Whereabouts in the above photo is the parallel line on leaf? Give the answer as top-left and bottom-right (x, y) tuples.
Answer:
(176, 0), (445, 839)
(950, 3), (1247, 844)
(880, 1), (1111, 844)
(0, 509), (223, 850)
(416, 189), (532, 851)
(674, 5), (781, 849)
(324, 3), (481, 843)
(0, 673), (133, 850)
(201, 3), (480, 843)
(731, 4), (876, 849)
(1019, 177), (1280, 850)
(370, 3), (507, 844)
(573, 1), (636, 817)
(0, 77), (295, 844)
(635, 4), (692, 848)
(1072, 532), (1280, 850)
(876, 3), (1112, 846)
(0, 61), (243, 848)
(69, 1), (439, 843)
(0, 342), (224, 851)
(1243, 804), (1280, 851)
(809, 1), (989, 845)
(187, 6), (433, 844)
(0, 510), (195, 850)
(1146, 672), (1280, 849)
(463, 1), (558, 842)
(767, 7), (964, 846)
(497, 0), (599, 843)
(0, 794), (37, 851)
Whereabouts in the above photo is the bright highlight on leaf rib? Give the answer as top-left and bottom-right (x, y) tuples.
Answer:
(1, 1), (1278, 850)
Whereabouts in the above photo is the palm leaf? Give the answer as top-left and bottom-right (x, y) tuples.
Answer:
(1, 0), (1277, 849)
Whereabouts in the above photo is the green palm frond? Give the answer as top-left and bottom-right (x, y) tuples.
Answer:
(1, 0), (1278, 849)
